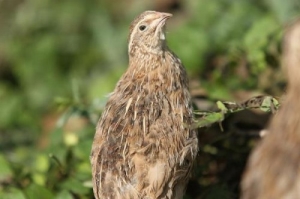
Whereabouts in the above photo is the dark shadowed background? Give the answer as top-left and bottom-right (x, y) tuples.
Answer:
(0, 0), (299, 198)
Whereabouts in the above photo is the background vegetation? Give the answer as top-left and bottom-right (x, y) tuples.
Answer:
(0, 0), (299, 198)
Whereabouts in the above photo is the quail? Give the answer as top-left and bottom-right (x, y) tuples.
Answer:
(241, 19), (300, 199)
(90, 11), (198, 199)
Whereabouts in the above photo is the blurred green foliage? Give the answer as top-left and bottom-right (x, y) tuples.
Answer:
(0, 0), (299, 198)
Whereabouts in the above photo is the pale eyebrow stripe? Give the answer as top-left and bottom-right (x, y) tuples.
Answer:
(128, 14), (156, 53)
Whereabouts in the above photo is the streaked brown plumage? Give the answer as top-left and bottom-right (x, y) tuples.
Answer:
(90, 11), (198, 199)
(241, 20), (300, 199)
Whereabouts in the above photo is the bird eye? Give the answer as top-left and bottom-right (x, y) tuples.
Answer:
(139, 25), (147, 31)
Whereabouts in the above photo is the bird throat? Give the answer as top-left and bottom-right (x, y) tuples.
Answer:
(160, 32), (165, 40)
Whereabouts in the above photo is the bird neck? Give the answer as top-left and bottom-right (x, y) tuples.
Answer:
(128, 49), (170, 72)
(129, 40), (168, 58)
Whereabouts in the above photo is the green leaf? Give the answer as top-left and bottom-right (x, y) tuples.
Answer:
(216, 101), (228, 113)
(60, 178), (90, 195)
(0, 154), (13, 182)
(32, 154), (50, 186)
(0, 188), (27, 199)
(243, 16), (280, 73)
(24, 184), (54, 199)
(194, 112), (225, 128)
(55, 190), (73, 199)
(260, 96), (280, 112)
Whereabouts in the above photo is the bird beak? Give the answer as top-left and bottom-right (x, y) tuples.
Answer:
(157, 12), (173, 24)
(155, 12), (172, 40)
(153, 12), (172, 29)
(154, 12), (172, 26)
(159, 12), (173, 19)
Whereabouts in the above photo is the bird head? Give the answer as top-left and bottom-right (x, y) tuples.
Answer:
(128, 11), (172, 56)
